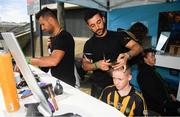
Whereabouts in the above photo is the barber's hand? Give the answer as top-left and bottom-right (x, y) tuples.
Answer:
(112, 53), (129, 71)
(29, 57), (37, 66)
(96, 59), (110, 71)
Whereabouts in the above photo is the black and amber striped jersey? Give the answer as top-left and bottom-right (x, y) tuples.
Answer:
(99, 85), (147, 116)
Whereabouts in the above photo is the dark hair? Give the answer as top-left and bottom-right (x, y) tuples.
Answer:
(84, 9), (103, 23)
(117, 28), (125, 32)
(142, 48), (156, 58)
(128, 22), (148, 40)
(35, 7), (56, 20)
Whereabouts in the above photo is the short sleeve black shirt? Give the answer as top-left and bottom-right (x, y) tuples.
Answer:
(51, 30), (75, 86)
(83, 30), (130, 87)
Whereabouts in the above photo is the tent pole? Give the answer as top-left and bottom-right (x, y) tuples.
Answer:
(30, 15), (35, 58)
(57, 2), (65, 30)
(39, 0), (44, 56)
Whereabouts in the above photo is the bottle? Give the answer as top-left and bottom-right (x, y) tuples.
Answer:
(0, 50), (20, 112)
(54, 80), (63, 95)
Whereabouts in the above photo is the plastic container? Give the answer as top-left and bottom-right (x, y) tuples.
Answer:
(0, 50), (20, 112)
(54, 80), (63, 95)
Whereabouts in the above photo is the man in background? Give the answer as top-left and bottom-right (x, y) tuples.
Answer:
(30, 7), (76, 87)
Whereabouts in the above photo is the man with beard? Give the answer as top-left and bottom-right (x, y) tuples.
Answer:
(82, 9), (142, 98)
(30, 7), (76, 87)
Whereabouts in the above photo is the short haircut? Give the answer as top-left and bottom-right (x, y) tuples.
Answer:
(84, 9), (103, 23)
(35, 7), (56, 20)
(142, 48), (156, 58)
(109, 64), (131, 77)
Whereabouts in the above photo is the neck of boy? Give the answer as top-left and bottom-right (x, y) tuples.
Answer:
(118, 85), (132, 97)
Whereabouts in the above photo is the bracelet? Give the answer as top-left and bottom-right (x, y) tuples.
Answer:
(25, 57), (30, 64)
(94, 62), (98, 69)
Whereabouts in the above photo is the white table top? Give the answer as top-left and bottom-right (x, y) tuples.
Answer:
(4, 65), (124, 117)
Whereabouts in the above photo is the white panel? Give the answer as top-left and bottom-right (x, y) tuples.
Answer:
(1, 32), (52, 116)
(156, 32), (170, 52)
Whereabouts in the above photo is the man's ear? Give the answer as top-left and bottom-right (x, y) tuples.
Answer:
(102, 16), (106, 23)
(144, 57), (148, 63)
(128, 74), (132, 81)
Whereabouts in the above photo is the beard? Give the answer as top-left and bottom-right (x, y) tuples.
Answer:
(48, 30), (54, 35)
(42, 27), (53, 35)
(95, 28), (106, 37)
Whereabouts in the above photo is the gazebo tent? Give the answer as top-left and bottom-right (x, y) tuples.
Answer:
(57, 0), (169, 11)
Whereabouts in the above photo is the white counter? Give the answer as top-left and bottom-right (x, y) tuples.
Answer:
(4, 66), (124, 117)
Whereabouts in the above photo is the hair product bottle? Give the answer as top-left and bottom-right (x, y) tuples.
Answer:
(0, 50), (20, 112)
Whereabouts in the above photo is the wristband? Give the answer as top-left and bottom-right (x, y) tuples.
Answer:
(25, 57), (30, 64)
(94, 62), (98, 69)
(126, 52), (132, 60)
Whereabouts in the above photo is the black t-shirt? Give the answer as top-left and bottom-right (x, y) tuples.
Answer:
(83, 30), (130, 87)
(137, 63), (170, 114)
(51, 30), (75, 86)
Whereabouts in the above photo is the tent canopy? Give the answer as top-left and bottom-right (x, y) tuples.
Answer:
(57, 0), (171, 11)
